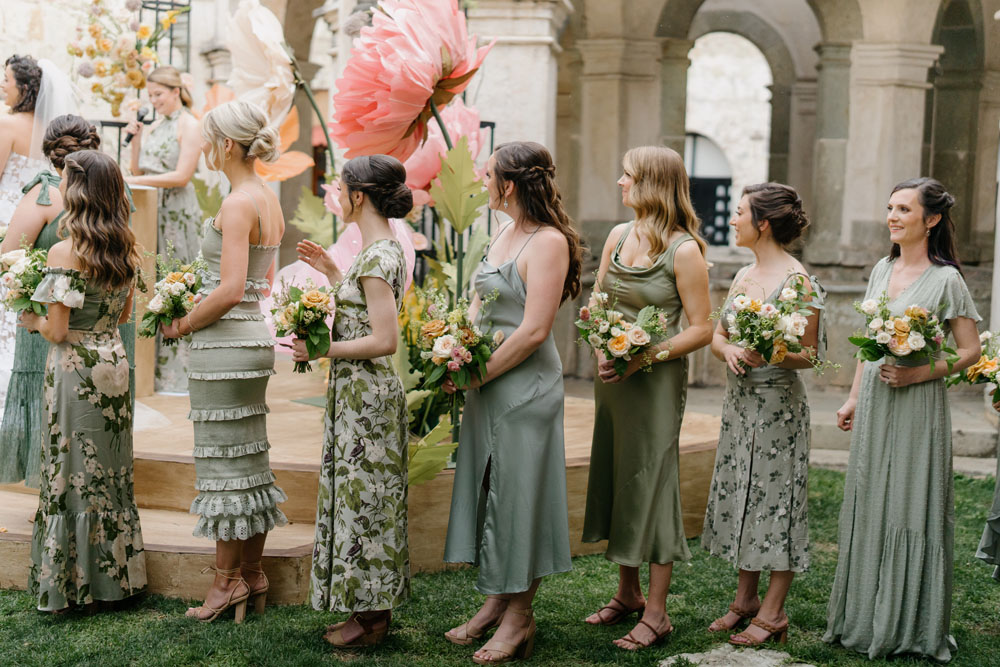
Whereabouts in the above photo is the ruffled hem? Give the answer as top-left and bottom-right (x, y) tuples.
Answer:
(189, 338), (274, 350)
(219, 312), (264, 321)
(0, 369), (45, 487)
(188, 402), (269, 422)
(188, 369), (276, 381)
(202, 273), (271, 291)
(192, 438), (270, 458)
(189, 484), (287, 518)
(194, 470), (277, 491)
(192, 506), (288, 542)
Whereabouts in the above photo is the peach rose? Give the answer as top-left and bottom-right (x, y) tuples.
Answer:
(607, 333), (630, 358)
(967, 355), (995, 382)
(769, 339), (788, 365)
(888, 334), (912, 356)
(166, 271), (185, 283)
(421, 319), (447, 339)
(893, 318), (911, 336)
(627, 327), (650, 347)
(904, 305), (929, 323)
(301, 289), (330, 310)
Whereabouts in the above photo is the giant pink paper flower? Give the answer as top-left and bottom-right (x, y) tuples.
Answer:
(403, 98), (485, 194)
(330, 0), (494, 161)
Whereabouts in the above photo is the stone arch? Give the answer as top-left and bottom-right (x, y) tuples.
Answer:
(688, 11), (797, 185)
(656, 0), (863, 42)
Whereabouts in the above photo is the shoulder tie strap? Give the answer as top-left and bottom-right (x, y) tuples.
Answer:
(124, 183), (137, 214)
(21, 170), (61, 206)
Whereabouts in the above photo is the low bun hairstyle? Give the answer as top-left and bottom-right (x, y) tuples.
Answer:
(146, 66), (193, 107)
(889, 177), (961, 272)
(341, 154), (414, 220)
(4, 55), (42, 113)
(201, 100), (280, 168)
(742, 182), (809, 246)
(42, 115), (102, 170)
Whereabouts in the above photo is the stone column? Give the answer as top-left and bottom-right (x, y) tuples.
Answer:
(804, 43), (851, 266)
(787, 79), (817, 206)
(767, 83), (792, 184)
(971, 70), (1000, 263)
(839, 43), (943, 266)
(660, 38), (694, 155)
(466, 0), (574, 151)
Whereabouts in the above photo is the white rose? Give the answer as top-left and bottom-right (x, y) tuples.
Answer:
(588, 333), (603, 349)
(779, 287), (798, 302)
(610, 326), (623, 338)
(431, 334), (457, 359)
(860, 299), (879, 315)
(91, 360), (130, 397)
(908, 332), (926, 350)
(761, 303), (778, 318)
(776, 315), (794, 334)
(790, 313), (808, 337)
(597, 320), (610, 334)
(876, 331), (892, 344)
(627, 327), (650, 346)
(168, 281), (187, 297)
(868, 317), (884, 331)
(9, 257), (30, 275)
(147, 294), (164, 313)
(63, 290), (85, 309)
(732, 295), (751, 311)
(0, 248), (25, 268)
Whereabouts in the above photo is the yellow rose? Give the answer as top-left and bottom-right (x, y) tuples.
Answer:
(301, 289), (330, 310)
(137, 24), (152, 40)
(904, 305), (929, 323)
(967, 355), (994, 382)
(607, 333), (630, 358)
(421, 319), (447, 340)
(769, 339), (788, 365)
(166, 271), (185, 283)
(893, 318), (911, 336)
(749, 299), (762, 313)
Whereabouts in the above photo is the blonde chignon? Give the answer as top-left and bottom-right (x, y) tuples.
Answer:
(202, 100), (281, 167)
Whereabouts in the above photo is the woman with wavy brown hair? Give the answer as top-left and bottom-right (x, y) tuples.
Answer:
(20, 149), (146, 611)
(441, 141), (583, 663)
(581, 146), (713, 650)
(0, 115), (101, 488)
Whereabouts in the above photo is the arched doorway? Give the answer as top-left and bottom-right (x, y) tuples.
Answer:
(685, 132), (733, 246)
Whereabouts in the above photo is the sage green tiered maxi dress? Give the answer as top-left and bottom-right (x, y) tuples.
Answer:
(582, 227), (694, 566)
(444, 231), (572, 594)
(824, 258), (980, 663)
(187, 218), (287, 541)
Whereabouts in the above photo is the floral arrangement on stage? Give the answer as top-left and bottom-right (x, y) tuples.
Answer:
(576, 287), (671, 377)
(0, 248), (69, 315)
(270, 280), (336, 373)
(850, 293), (956, 371)
(723, 276), (831, 370)
(947, 330), (1000, 400)
(68, 0), (190, 116)
(138, 253), (205, 346)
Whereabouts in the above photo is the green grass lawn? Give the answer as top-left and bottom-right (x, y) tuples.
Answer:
(1, 468), (999, 666)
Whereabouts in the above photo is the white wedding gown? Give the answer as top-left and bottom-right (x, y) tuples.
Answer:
(0, 152), (49, 422)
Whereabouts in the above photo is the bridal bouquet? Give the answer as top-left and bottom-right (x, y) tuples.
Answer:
(138, 255), (206, 346)
(947, 330), (1000, 400)
(0, 248), (66, 315)
(270, 280), (335, 373)
(723, 276), (826, 369)
(849, 293), (956, 371)
(576, 288), (671, 377)
(412, 288), (500, 396)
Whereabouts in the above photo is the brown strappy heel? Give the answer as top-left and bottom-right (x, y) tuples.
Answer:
(616, 618), (674, 650)
(325, 610), (392, 648)
(708, 601), (761, 632)
(241, 561), (269, 615)
(729, 616), (789, 646)
(472, 606), (536, 664)
(184, 566), (250, 623)
(446, 596), (510, 646)
(586, 596), (645, 626)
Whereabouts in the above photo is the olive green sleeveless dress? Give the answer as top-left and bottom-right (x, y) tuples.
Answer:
(582, 226), (693, 566)
(444, 227), (572, 594)
(187, 214), (287, 541)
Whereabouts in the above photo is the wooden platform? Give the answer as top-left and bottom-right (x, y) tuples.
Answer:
(0, 358), (720, 604)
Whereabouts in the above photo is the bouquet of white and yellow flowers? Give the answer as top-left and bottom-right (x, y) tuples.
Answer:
(575, 288), (671, 377)
(947, 330), (1000, 400)
(723, 276), (823, 368)
(0, 247), (72, 315)
(850, 293), (955, 371)
(270, 279), (336, 373)
(138, 255), (206, 346)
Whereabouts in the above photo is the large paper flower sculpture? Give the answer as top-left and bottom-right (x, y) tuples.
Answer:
(403, 98), (485, 195)
(331, 0), (494, 162)
(225, 0), (295, 127)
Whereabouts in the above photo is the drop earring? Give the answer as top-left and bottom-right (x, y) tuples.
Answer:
(503, 198), (508, 209)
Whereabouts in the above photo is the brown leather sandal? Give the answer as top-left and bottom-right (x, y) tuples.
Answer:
(445, 595), (510, 645)
(184, 566), (250, 623)
(708, 601), (761, 632)
(616, 619), (673, 650)
(325, 610), (392, 648)
(729, 616), (789, 646)
(586, 596), (645, 626)
(472, 607), (536, 665)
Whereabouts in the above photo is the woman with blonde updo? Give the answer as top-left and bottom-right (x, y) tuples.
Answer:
(161, 100), (286, 623)
(125, 65), (202, 393)
(582, 146), (713, 650)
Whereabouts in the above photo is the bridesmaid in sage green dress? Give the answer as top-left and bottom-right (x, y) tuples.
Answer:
(125, 66), (202, 394)
(20, 149), (146, 611)
(442, 142), (583, 664)
(702, 183), (822, 647)
(581, 146), (713, 651)
(0, 115), (102, 488)
(825, 178), (981, 662)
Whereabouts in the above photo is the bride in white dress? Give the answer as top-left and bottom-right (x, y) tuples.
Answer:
(0, 56), (76, 420)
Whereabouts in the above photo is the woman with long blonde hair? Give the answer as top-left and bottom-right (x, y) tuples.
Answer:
(20, 149), (146, 611)
(581, 145), (713, 650)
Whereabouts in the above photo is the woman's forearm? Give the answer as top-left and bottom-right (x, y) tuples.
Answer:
(328, 333), (396, 360)
(652, 321), (714, 364)
(480, 326), (546, 384)
(188, 288), (243, 331)
(131, 171), (191, 189)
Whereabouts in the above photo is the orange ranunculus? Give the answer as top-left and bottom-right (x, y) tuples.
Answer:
(421, 319), (447, 340)
(893, 318), (911, 336)
(904, 305), (929, 322)
(459, 327), (477, 347)
(769, 339), (788, 365)
(967, 355), (998, 382)
(607, 333), (630, 358)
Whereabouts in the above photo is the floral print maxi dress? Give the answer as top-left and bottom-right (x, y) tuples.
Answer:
(139, 108), (202, 393)
(310, 240), (409, 613)
(27, 268), (146, 610)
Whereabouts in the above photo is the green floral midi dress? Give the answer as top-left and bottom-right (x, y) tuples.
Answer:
(27, 268), (145, 610)
(310, 240), (410, 613)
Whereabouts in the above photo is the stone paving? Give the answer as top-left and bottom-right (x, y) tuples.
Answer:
(659, 644), (815, 667)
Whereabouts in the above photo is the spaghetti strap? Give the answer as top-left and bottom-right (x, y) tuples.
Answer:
(484, 220), (515, 258)
(512, 225), (542, 262)
(231, 189), (265, 241)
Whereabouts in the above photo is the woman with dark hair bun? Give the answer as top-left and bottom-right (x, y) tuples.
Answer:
(0, 115), (101, 487)
(702, 182), (823, 647)
(824, 177), (981, 662)
(0, 56), (44, 220)
(440, 141), (582, 663)
(294, 154), (411, 648)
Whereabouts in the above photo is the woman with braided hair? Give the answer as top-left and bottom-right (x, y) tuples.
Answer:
(442, 141), (583, 664)
(0, 115), (101, 487)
